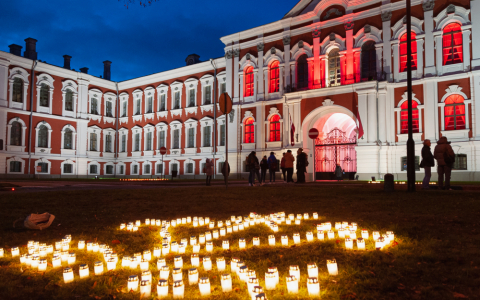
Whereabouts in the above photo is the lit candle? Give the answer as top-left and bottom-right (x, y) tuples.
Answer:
(205, 231), (212, 241)
(281, 235), (288, 246)
(218, 221), (223, 228)
(145, 218), (150, 225)
(327, 230), (335, 240)
(193, 244), (200, 253)
(293, 233), (301, 244)
(239, 238), (246, 249)
(135, 220), (141, 227)
(221, 273), (232, 292)
(20, 254), (26, 264)
(307, 262), (318, 278)
(216, 257), (225, 271)
(324, 222), (332, 230)
(361, 229), (369, 239)
(130, 256), (138, 269)
(94, 261), (103, 275)
(190, 236), (197, 246)
(140, 270), (152, 283)
(199, 234), (206, 244)
(268, 267), (279, 285)
(203, 256), (212, 271)
(140, 280), (151, 297)
(162, 244), (170, 256)
(222, 240), (229, 250)
(349, 230), (357, 240)
(205, 217), (210, 224)
(272, 224), (278, 232)
(188, 268), (198, 285)
(313, 213), (319, 219)
(265, 272), (276, 290)
(198, 277), (210, 296)
(171, 219), (177, 227)
(120, 223), (126, 230)
(248, 277), (259, 296)
(213, 230), (219, 239)
(178, 243), (186, 254)
(239, 265), (249, 282)
(128, 275), (139, 291)
(231, 257), (239, 272)
(77, 240), (85, 250)
(173, 268), (182, 281)
(38, 259), (47, 271)
(286, 275), (298, 294)
(127, 223), (133, 231)
(253, 237), (260, 246)
(61, 251), (68, 262)
(177, 218), (182, 225)
(209, 222), (215, 229)
(233, 224), (238, 232)
(79, 264), (89, 278)
(373, 231), (380, 241)
(338, 228), (346, 239)
(376, 237), (385, 249)
(286, 219), (291, 225)
(39, 246), (47, 258)
(268, 235), (275, 246)
(174, 256), (183, 268)
(327, 259), (338, 275)
(153, 247), (161, 258)
(227, 226), (233, 234)
(108, 258), (117, 271)
(307, 277), (320, 296)
(295, 219), (301, 225)
(386, 231), (395, 243)
(173, 280), (184, 299)
(289, 265), (300, 281)
(191, 254), (199, 267)
(47, 245), (54, 254)
(156, 219), (161, 226)
(159, 266), (170, 280)
(345, 238), (353, 250)
(143, 250), (151, 261)
(199, 217), (205, 226)
(157, 280), (168, 298)
(31, 255), (39, 269)
(63, 267), (74, 283)
(356, 237), (365, 250)
(92, 243), (99, 252)
(157, 258), (166, 269)
(351, 222), (357, 230)
(182, 217), (187, 224)
(206, 241), (213, 252)
(11, 247), (19, 257)
(52, 255), (61, 268)
(86, 242), (93, 252)
(289, 214), (295, 220)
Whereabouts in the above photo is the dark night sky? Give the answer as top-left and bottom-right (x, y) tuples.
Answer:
(0, 0), (296, 82)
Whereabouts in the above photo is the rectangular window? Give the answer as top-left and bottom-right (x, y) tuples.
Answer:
(156, 164), (163, 174)
(188, 128), (195, 148)
(63, 163), (72, 174)
(120, 165), (124, 175)
(90, 165), (97, 174)
(159, 131), (165, 148)
(160, 94), (166, 111)
(106, 101), (113, 117)
(220, 83), (226, 94)
(40, 85), (49, 107)
(135, 133), (140, 151)
(173, 129), (180, 149)
(122, 101), (127, 117)
(401, 156), (420, 171)
(13, 78), (23, 103)
(189, 89), (195, 107)
(38, 162), (48, 173)
(133, 165), (138, 174)
(220, 124), (225, 146)
(146, 132), (152, 151)
(186, 163), (193, 173)
(174, 92), (180, 109)
(106, 165), (113, 174)
(105, 135), (112, 153)
(145, 164), (151, 174)
(453, 154), (467, 170)
(204, 86), (211, 105)
(90, 133), (97, 151)
(147, 97), (153, 113)
(10, 161), (21, 172)
(121, 135), (126, 152)
(91, 98), (98, 115)
(136, 99), (141, 115)
(172, 163), (178, 172)
(65, 91), (73, 111)
(203, 126), (211, 147)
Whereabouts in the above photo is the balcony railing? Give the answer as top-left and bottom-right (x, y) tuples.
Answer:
(285, 72), (386, 93)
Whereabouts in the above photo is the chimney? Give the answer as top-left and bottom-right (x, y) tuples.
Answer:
(103, 60), (111, 80)
(79, 67), (89, 74)
(185, 54), (200, 66)
(63, 55), (72, 69)
(8, 44), (23, 56)
(24, 38), (38, 60)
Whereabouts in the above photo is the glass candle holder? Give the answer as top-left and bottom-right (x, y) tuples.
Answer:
(156, 219), (161, 226)
(386, 231), (395, 243)
(307, 277), (320, 296)
(142, 270), (152, 283)
(61, 251), (68, 262)
(281, 235), (288, 246)
(239, 238), (246, 249)
(31, 255), (39, 269)
(153, 246), (161, 258)
(188, 268), (198, 285)
(345, 238), (353, 250)
(79, 264), (89, 278)
(187, 216), (192, 223)
(221, 273), (232, 292)
(173, 268), (182, 281)
(108, 258), (117, 271)
(63, 267), (74, 283)
(157, 279), (168, 298)
(313, 212), (319, 219)
(92, 243), (99, 252)
(222, 240), (229, 250)
(157, 258), (166, 269)
(128, 275), (139, 291)
(52, 255), (61, 268)
(38, 259), (47, 271)
(338, 228), (346, 239)
(220, 227), (226, 236)
(286, 275), (298, 293)
(199, 218), (205, 226)
(140, 280), (151, 298)
(238, 265), (249, 282)
(159, 265), (170, 280)
(135, 220), (141, 227)
(143, 250), (152, 261)
(205, 231), (212, 241)
(171, 219), (177, 227)
(190, 236), (197, 246)
(293, 233), (301, 244)
(212, 230), (219, 239)
(247, 277), (259, 296)
(376, 237), (385, 249)
(265, 272), (276, 290)
(130, 257), (138, 269)
(181, 218), (187, 225)
(286, 219), (292, 225)
(327, 259), (338, 275)
(193, 244), (200, 253)
(216, 257), (225, 271)
(233, 224), (238, 232)
(327, 230), (335, 240)
(198, 277), (210, 296)
(203, 256), (212, 271)
(174, 256), (183, 268)
(226, 226), (233, 234)
(231, 257), (239, 272)
(47, 245), (54, 254)
(94, 261), (103, 275)
(373, 231), (380, 241)
(253, 237), (260, 246)
(205, 241), (213, 252)
(268, 235), (275, 246)
(289, 265), (300, 281)
(178, 243), (186, 254)
(306, 231), (314, 242)
(173, 280), (184, 299)
(199, 234), (206, 244)
(77, 240), (85, 250)
(307, 262), (318, 278)
(191, 254), (199, 267)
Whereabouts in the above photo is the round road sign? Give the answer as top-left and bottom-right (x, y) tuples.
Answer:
(308, 128), (319, 140)
(218, 92), (233, 114)
(159, 147), (167, 155)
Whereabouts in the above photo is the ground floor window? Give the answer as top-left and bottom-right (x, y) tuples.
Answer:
(133, 165), (138, 174)
(63, 164), (73, 174)
(106, 165), (114, 175)
(120, 165), (124, 175)
(145, 164), (151, 174)
(10, 161), (21, 172)
(453, 154), (467, 170)
(186, 163), (193, 173)
(38, 162), (48, 173)
(156, 164), (163, 174)
(90, 164), (98, 174)
(401, 156), (420, 171)
(172, 163), (178, 173)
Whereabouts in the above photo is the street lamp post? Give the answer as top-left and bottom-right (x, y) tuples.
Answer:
(406, 0), (416, 192)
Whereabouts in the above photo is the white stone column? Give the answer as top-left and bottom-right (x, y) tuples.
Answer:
(0, 110), (6, 155)
(283, 36), (291, 90)
(392, 42), (399, 82)
(434, 34), (444, 76)
(76, 119), (89, 157)
(257, 43), (264, 100)
(294, 101), (301, 145)
(416, 38), (424, 79)
(375, 46), (383, 80)
(423, 4), (436, 76)
(264, 69), (269, 100)
(225, 50), (233, 99)
(233, 48), (240, 104)
(253, 70), (258, 101)
(0, 58), (9, 107)
(290, 62), (296, 88)
(378, 89), (387, 143)
(423, 79), (439, 141)
(472, 75), (480, 138)
(367, 92), (377, 143)
(239, 73), (244, 102)
(77, 78), (89, 119)
(462, 28), (472, 72)
(381, 11), (393, 82)
(279, 66), (284, 95)
(357, 93), (369, 143)
(283, 103), (290, 146)
(257, 105), (265, 151)
(471, 0), (480, 69)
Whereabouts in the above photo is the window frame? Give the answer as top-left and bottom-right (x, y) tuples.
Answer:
(269, 61), (280, 93)
(442, 23), (463, 66)
(328, 49), (341, 87)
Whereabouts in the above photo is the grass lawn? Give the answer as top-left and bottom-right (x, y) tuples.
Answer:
(0, 185), (479, 300)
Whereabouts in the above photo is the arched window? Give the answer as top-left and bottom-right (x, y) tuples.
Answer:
(13, 78), (23, 103)
(269, 61), (280, 93)
(269, 115), (281, 142)
(297, 54), (309, 89)
(400, 101), (419, 134)
(38, 125), (48, 148)
(443, 23), (463, 65)
(361, 41), (376, 81)
(64, 128), (72, 149)
(40, 84), (49, 107)
(65, 90), (74, 111)
(328, 49), (341, 87)
(444, 94), (466, 130)
(399, 32), (417, 72)
(10, 121), (22, 146)
(244, 66), (254, 97)
(244, 117), (255, 143)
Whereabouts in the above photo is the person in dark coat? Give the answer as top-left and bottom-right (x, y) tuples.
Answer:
(420, 139), (435, 189)
(248, 151), (261, 186)
(334, 164), (343, 181)
(260, 156), (268, 184)
(267, 152), (277, 184)
(205, 158), (214, 186)
(280, 153), (287, 182)
(221, 162), (230, 185)
(296, 148), (308, 183)
(434, 136), (455, 190)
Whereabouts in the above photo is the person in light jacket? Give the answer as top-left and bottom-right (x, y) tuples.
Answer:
(421, 139), (435, 189)
(284, 150), (295, 183)
(433, 136), (455, 190)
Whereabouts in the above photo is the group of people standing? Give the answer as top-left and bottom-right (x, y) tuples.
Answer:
(421, 136), (456, 190)
(246, 148), (309, 186)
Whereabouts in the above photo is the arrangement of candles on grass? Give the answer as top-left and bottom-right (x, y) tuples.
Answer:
(0, 211), (398, 299)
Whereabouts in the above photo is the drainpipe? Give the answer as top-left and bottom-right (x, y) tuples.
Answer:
(210, 59), (217, 179)
(27, 60), (38, 177)
(115, 82), (119, 178)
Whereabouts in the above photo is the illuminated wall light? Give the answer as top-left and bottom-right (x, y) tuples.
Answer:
(221, 273), (232, 292)
(173, 280), (184, 299)
(362, 229), (369, 239)
(356, 237), (365, 250)
(327, 259), (338, 275)
(160, 265), (170, 280)
(206, 241), (213, 252)
(293, 233), (301, 244)
(157, 258), (166, 269)
(281, 235), (288, 246)
(198, 277), (211, 296)
(174, 256), (183, 268)
(173, 268), (183, 281)
(188, 268), (198, 285)
(108, 258), (117, 271)
(191, 254), (200, 267)
(222, 240), (229, 250)
(79, 264), (89, 278)
(216, 257), (225, 271)
(327, 230), (335, 240)
(307, 263), (318, 278)
(253, 237), (260, 246)
(268, 235), (275, 246)
(63, 267), (74, 283)
(286, 275), (298, 294)
(52, 255), (61, 268)
(345, 238), (353, 250)
(128, 275), (139, 291)
(307, 277), (320, 296)
(239, 238), (246, 249)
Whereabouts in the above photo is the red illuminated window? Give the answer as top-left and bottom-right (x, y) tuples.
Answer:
(244, 66), (254, 97)
(400, 101), (419, 134)
(269, 115), (280, 142)
(269, 61), (280, 93)
(399, 32), (417, 72)
(244, 117), (255, 143)
(444, 94), (466, 131)
(443, 23), (463, 65)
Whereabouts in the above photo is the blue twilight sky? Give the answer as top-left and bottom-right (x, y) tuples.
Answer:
(0, 0), (296, 82)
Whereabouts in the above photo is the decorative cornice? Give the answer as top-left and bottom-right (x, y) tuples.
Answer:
(233, 49), (240, 58)
(381, 11), (392, 22)
(225, 50), (232, 59)
(422, 0), (435, 12)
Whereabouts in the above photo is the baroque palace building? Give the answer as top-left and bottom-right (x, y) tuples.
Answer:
(1, 0), (480, 181)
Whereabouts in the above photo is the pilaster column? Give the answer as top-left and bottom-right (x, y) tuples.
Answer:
(225, 50), (233, 99)
(344, 21), (355, 84)
(253, 70), (258, 101)
(283, 103), (290, 146)
(381, 11), (393, 82)
(264, 69), (269, 100)
(378, 89), (387, 143)
(416, 38), (424, 78)
(434, 34), (443, 75)
(462, 28), (471, 71)
(392, 42), (399, 82)
(283, 36), (291, 90)
(233, 48), (240, 104)
(423, 80), (439, 141)
(290, 62), (297, 88)
(257, 43), (264, 100)
(257, 105), (265, 151)
(76, 78), (89, 119)
(357, 93), (369, 143)
(367, 92), (377, 143)
(0, 58), (9, 107)
(320, 56), (327, 88)
(375, 45), (383, 80)
(239, 73), (244, 102)
(312, 26), (321, 88)
(354, 50), (361, 83)
(279, 66), (285, 95)
(471, 0), (480, 69)
(423, 0), (436, 76)
(340, 53), (346, 85)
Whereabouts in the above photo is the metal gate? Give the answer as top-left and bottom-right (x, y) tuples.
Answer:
(315, 128), (357, 180)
